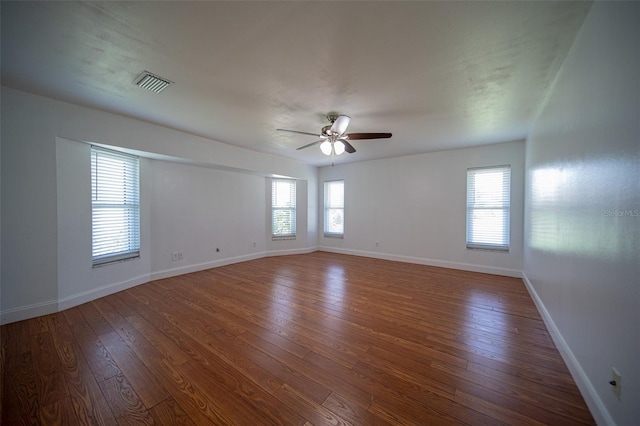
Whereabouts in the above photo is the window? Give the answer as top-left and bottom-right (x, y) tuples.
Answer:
(91, 147), (140, 266)
(324, 180), (344, 237)
(466, 165), (510, 251)
(272, 178), (296, 239)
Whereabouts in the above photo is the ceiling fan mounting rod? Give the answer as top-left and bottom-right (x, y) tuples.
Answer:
(326, 112), (340, 123)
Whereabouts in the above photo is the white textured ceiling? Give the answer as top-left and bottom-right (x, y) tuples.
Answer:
(1, 1), (591, 166)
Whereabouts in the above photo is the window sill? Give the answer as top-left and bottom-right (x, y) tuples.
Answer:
(272, 236), (296, 241)
(324, 234), (344, 239)
(466, 244), (509, 252)
(92, 254), (140, 268)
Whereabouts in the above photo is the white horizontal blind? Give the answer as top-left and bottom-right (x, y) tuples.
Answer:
(324, 180), (344, 237)
(91, 147), (140, 266)
(272, 178), (296, 239)
(466, 165), (510, 251)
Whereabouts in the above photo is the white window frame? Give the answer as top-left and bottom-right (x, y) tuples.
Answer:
(324, 180), (344, 238)
(271, 178), (296, 240)
(466, 165), (511, 251)
(91, 146), (140, 266)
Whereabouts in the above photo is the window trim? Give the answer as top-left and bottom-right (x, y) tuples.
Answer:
(324, 179), (345, 238)
(91, 146), (141, 267)
(271, 178), (297, 240)
(466, 165), (511, 252)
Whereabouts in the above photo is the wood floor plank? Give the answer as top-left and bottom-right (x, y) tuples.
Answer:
(98, 331), (170, 408)
(62, 306), (86, 326)
(322, 392), (392, 426)
(78, 302), (116, 337)
(4, 320), (31, 356)
(454, 388), (548, 426)
(149, 396), (197, 426)
(109, 292), (191, 366)
(175, 360), (260, 425)
(432, 359), (594, 424)
(27, 316), (50, 335)
(30, 330), (69, 407)
(98, 373), (155, 426)
(3, 352), (40, 425)
(466, 351), (585, 397)
(183, 283), (364, 369)
(47, 313), (117, 426)
(129, 285), (290, 396)
(39, 396), (78, 426)
(274, 383), (353, 426)
(211, 309), (312, 358)
(177, 359), (292, 426)
(1, 252), (595, 425)
(154, 279), (313, 359)
(123, 313), (191, 366)
(144, 356), (226, 425)
(300, 351), (376, 410)
(69, 320), (122, 383)
(117, 290), (221, 369)
(466, 358), (584, 400)
(127, 285), (316, 425)
(368, 394), (461, 426)
(235, 327), (372, 407)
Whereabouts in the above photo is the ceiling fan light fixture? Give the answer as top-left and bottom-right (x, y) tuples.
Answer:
(320, 141), (332, 156)
(334, 140), (345, 155)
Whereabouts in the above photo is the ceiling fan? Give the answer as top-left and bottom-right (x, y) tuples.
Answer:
(277, 113), (392, 157)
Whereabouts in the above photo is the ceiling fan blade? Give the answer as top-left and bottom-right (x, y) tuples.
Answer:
(277, 129), (319, 137)
(341, 140), (356, 154)
(346, 132), (392, 140)
(296, 140), (323, 150)
(330, 115), (351, 135)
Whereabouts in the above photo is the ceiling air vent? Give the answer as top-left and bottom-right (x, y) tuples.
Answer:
(134, 71), (173, 93)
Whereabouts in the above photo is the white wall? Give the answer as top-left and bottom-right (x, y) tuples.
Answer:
(1, 87), (318, 324)
(2, 88), (60, 319)
(523, 2), (639, 425)
(318, 140), (525, 276)
(148, 158), (267, 277)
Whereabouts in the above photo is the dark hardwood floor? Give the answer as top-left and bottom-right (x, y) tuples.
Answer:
(1, 252), (595, 425)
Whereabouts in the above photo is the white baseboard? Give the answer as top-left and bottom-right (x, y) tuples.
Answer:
(521, 272), (613, 426)
(264, 246), (318, 258)
(150, 248), (319, 281)
(0, 274), (152, 325)
(1, 298), (59, 325)
(318, 246), (522, 278)
(57, 274), (151, 312)
(150, 252), (267, 281)
(1, 249), (324, 325)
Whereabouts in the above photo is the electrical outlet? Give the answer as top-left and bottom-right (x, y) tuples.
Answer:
(611, 368), (621, 399)
(178, 252), (183, 260)
(171, 252), (179, 261)
(252, 241), (256, 248)
(375, 241), (379, 247)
